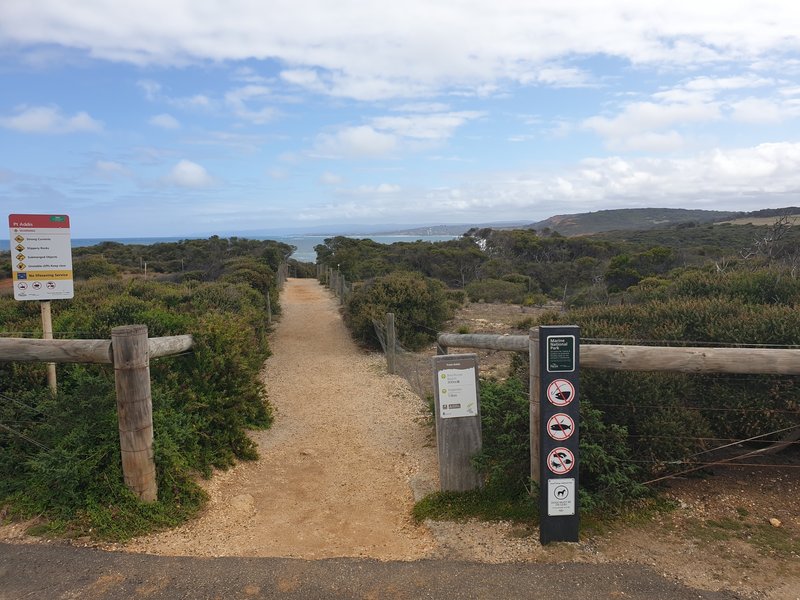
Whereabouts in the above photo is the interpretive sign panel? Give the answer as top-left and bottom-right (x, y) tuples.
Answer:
(437, 365), (478, 419)
(8, 214), (73, 301)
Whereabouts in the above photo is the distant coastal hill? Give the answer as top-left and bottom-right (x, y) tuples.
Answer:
(528, 208), (740, 236)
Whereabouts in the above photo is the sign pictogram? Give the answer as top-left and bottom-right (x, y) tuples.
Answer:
(16, 254), (25, 261)
(546, 379), (575, 406)
(547, 447), (575, 475)
(17, 282), (27, 290)
(17, 263), (26, 270)
(15, 244), (24, 252)
(14, 235), (24, 243)
(547, 413), (575, 441)
(31, 282), (41, 290)
(46, 281), (56, 289)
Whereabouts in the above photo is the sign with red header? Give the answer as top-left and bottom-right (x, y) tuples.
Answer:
(8, 214), (74, 301)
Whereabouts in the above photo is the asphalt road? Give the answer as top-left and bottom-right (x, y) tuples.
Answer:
(0, 542), (741, 599)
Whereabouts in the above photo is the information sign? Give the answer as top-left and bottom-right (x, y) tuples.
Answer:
(8, 214), (73, 301)
(547, 478), (576, 516)
(546, 334), (575, 373)
(436, 366), (478, 419)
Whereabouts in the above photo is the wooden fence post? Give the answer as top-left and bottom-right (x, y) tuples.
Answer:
(40, 301), (57, 395)
(111, 325), (157, 502)
(432, 354), (483, 491)
(386, 313), (396, 374)
(529, 327), (541, 485)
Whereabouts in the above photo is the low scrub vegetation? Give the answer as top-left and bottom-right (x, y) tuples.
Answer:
(0, 239), (284, 540)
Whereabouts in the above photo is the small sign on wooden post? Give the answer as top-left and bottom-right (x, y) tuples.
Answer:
(531, 325), (580, 544)
(432, 353), (482, 491)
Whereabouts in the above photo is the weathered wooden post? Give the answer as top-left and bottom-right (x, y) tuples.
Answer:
(386, 313), (396, 374)
(432, 354), (483, 491)
(40, 300), (57, 394)
(111, 325), (157, 502)
(529, 328), (541, 484)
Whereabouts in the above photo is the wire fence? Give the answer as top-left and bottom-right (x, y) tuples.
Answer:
(370, 315), (800, 485)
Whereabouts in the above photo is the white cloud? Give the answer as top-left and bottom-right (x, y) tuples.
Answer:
(320, 171), (343, 185)
(224, 85), (276, 123)
(9, 3), (799, 99)
(0, 105), (103, 134)
(149, 113), (180, 129)
(164, 159), (214, 187)
(371, 111), (484, 141)
(314, 126), (397, 158)
(94, 160), (130, 177)
(353, 183), (401, 194)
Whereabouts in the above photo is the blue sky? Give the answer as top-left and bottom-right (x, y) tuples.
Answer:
(2, 1), (800, 238)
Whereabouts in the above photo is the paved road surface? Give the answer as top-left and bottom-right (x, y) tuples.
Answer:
(0, 542), (741, 599)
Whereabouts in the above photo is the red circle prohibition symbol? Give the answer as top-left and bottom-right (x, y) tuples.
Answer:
(547, 447), (575, 475)
(547, 413), (575, 441)
(546, 379), (575, 406)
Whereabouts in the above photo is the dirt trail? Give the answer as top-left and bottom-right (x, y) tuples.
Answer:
(125, 278), (439, 559)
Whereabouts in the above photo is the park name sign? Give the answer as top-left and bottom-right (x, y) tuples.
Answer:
(8, 214), (74, 301)
(538, 325), (580, 545)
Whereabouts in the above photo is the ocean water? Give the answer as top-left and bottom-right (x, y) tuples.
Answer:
(70, 234), (459, 263)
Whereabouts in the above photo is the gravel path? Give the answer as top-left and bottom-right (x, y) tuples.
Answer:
(125, 278), (439, 559)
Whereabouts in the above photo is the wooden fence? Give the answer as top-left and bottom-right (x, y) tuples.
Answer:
(0, 326), (193, 502)
(436, 330), (800, 485)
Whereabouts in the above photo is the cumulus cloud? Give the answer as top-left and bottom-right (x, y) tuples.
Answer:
(371, 111), (484, 141)
(164, 159), (214, 187)
(0, 105), (103, 134)
(149, 113), (180, 129)
(6, 2), (800, 99)
(314, 126), (397, 158)
(224, 85), (277, 123)
(584, 101), (720, 151)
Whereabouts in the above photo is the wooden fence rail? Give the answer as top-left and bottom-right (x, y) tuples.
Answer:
(0, 327), (194, 502)
(438, 333), (800, 375)
(437, 330), (800, 487)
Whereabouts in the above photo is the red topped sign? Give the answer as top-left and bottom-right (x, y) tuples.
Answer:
(9, 214), (70, 229)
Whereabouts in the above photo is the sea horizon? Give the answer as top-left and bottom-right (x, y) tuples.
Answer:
(64, 233), (460, 263)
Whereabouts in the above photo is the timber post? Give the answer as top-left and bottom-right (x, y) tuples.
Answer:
(386, 313), (396, 374)
(529, 328), (541, 484)
(111, 325), (157, 502)
(267, 291), (272, 325)
(40, 300), (57, 395)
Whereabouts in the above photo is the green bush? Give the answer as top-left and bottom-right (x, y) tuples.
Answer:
(465, 278), (527, 304)
(344, 271), (453, 350)
(0, 267), (275, 539)
(472, 377), (645, 512)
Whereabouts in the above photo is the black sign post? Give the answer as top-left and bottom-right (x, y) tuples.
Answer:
(537, 325), (580, 544)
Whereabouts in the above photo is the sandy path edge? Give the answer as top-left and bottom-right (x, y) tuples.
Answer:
(122, 278), (440, 559)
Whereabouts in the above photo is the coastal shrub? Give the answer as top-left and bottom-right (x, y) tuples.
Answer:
(0, 254), (275, 539)
(465, 278), (527, 304)
(472, 377), (644, 512)
(344, 271), (452, 350)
